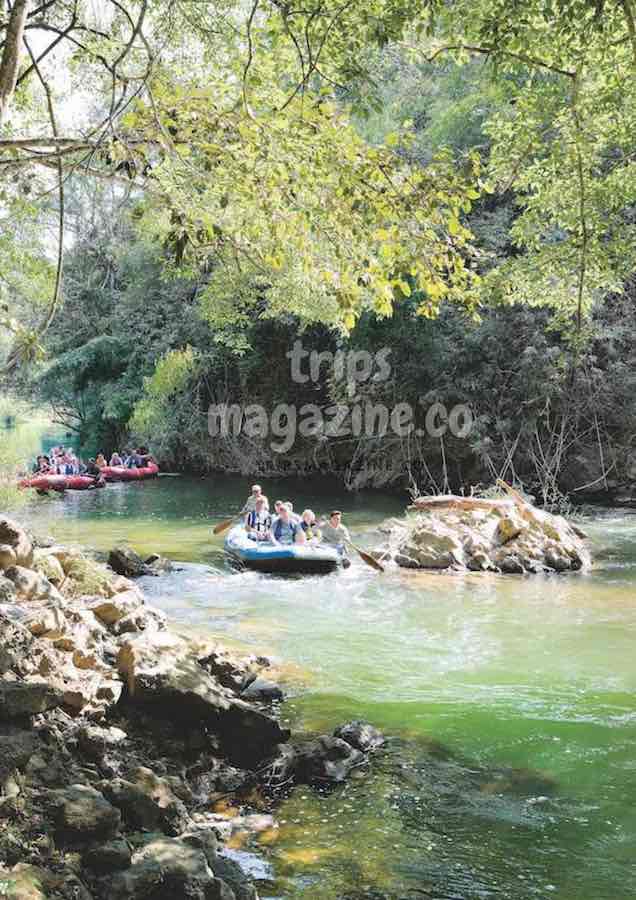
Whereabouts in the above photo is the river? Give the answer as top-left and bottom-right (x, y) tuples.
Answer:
(8, 425), (636, 900)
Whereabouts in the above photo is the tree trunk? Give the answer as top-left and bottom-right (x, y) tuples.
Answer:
(0, 0), (30, 127)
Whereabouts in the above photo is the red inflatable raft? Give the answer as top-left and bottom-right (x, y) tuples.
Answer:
(18, 474), (105, 492)
(100, 463), (159, 482)
(19, 463), (159, 492)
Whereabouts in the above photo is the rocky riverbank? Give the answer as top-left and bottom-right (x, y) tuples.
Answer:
(0, 517), (384, 900)
(374, 490), (590, 574)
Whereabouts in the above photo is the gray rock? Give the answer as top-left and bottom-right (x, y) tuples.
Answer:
(108, 547), (153, 579)
(117, 633), (288, 767)
(294, 735), (365, 784)
(83, 839), (132, 874)
(0, 680), (62, 719)
(0, 724), (39, 780)
(144, 554), (175, 574)
(210, 855), (258, 900)
(102, 778), (164, 831)
(102, 769), (190, 835)
(0, 575), (17, 603)
(499, 555), (525, 574)
(53, 784), (121, 841)
(334, 721), (385, 752)
(105, 836), (235, 900)
(3, 565), (59, 603)
(240, 677), (283, 703)
(88, 591), (143, 626)
(78, 724), (128, 761)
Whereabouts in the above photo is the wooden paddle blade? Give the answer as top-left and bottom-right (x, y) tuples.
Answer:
(213, 517), (237, 535)
(350, 543), (385, 573)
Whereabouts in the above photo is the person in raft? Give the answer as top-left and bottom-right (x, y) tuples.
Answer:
(109, 451), (123, 466)
(242, 484), (269, 513)
(319, 510), (351, 563)
(271, 502), (306, 545)
(245, 495), (273, 541)
(84, 458), (105, 487)
(95, 452), (107, 468)
(300, 509), (320, 541)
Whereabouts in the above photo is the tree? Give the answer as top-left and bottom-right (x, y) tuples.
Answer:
(2, 0), (635, 376)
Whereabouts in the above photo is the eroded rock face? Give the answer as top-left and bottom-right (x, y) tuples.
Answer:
(379, 495), (590, 574)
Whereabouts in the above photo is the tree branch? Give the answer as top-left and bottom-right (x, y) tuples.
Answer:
(0, 0), (30, 127)
(423, 43), (576, 79)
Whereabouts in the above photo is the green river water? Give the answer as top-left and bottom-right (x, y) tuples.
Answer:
(6, 423), (636, 900)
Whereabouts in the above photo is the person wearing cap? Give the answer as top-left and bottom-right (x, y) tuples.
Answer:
(242, 484), (269, 513)
(245, 496), (273, 541)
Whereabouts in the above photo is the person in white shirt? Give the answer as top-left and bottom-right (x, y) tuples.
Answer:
(245, 496), (273, 541)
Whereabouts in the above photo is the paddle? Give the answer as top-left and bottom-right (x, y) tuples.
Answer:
(213, 514), (243, 536)
(345, 540), (385, 573)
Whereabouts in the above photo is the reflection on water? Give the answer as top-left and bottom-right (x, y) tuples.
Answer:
(12, 456), (636, 900)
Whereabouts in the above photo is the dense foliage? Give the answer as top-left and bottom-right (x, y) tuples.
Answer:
(2, 0), (636, 498)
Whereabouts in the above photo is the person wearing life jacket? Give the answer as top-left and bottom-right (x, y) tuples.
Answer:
(109, 451), (123, 466)
(95, 452), (107, 468)
(242, 484), (269, 514)
(300, 509), (320, 541)
(245, 496), (273, 541)
(271, 503), (306, 545)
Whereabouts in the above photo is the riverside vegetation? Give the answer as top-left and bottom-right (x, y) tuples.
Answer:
(1, 1), (636, 504)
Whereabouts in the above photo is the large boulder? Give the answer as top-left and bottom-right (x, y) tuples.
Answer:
(0, 679), (63, 719)
(0, 517), (33, 570)
(0, 724), (40, 781)
(52, 783), (121, 841)
(83, 839), (132, 874)
(387, 494), (590, 574)
(104, 836), (235, 900)
(102, 767), (190, 835)
(117, 632), (288, 767)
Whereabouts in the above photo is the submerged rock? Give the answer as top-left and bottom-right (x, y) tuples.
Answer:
(334, 720), (385, 752)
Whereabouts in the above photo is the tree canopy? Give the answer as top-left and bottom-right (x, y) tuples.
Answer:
(1, 0), (635, 371)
